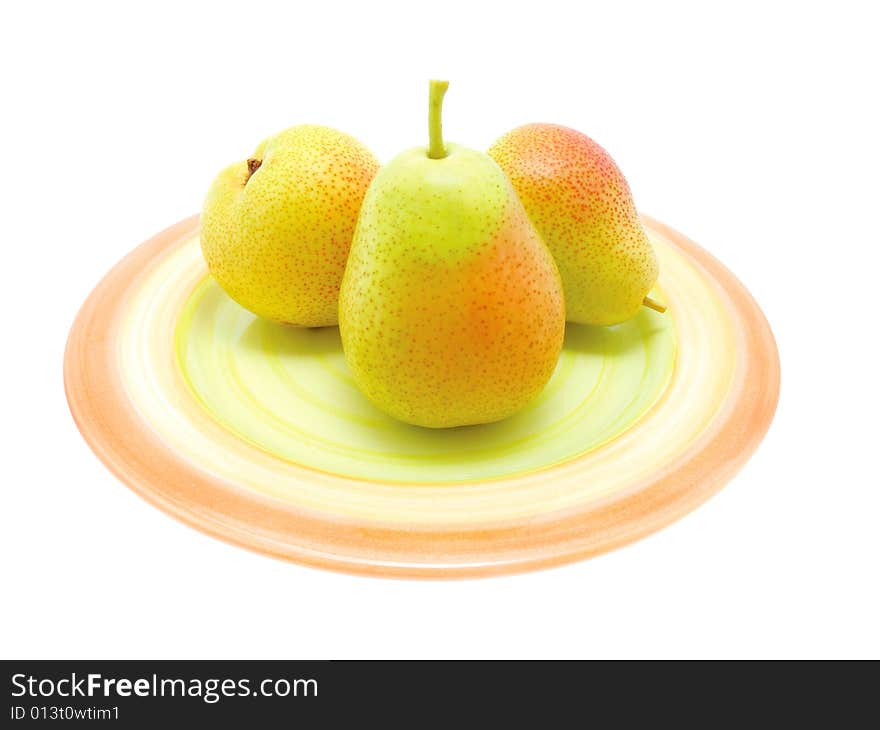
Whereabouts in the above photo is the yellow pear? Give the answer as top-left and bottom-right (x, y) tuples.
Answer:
(339, 82), (565, 428)
(489, 124), (664, 325)
(201, 125), (379, 325)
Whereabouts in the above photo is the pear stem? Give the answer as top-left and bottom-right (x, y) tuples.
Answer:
(643, 296), (667, 313)
(245, 157), (262, 184)
(428, 80), (450, 159)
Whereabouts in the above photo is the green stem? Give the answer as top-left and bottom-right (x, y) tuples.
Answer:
(428, 80), (449, 159)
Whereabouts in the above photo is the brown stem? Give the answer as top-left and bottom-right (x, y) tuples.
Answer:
(643, 296), (667, 313)
(245, 157), (262, 183)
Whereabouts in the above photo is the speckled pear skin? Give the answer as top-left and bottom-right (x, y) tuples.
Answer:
(339, 143), (566, 428)
(488, 124), (658, 325)
(201, 125), (379, 326)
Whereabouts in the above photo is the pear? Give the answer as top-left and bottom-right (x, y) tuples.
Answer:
(201, 125), (379, 325)
(339, 82), (565, 428)
(488, 124), (664, 325)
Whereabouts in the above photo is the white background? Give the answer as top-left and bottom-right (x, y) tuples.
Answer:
(2, 1), (878, 659)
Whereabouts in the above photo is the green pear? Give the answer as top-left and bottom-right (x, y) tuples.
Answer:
(339, 82), (565, 428)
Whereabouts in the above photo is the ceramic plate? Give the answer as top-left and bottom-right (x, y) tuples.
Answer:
(64, 215), (779, 577)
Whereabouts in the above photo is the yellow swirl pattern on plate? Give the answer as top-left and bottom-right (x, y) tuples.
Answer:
(116, 230), (733, 525)
(174, 276), (675, 483)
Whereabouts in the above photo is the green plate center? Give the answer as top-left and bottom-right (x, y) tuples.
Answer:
(176, 278), (676, 484)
